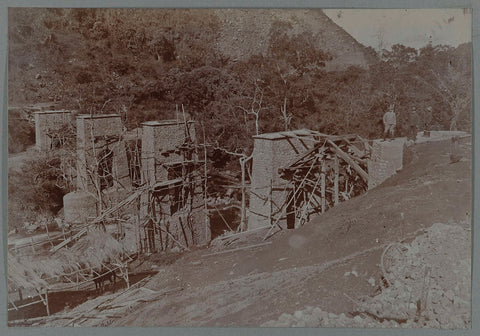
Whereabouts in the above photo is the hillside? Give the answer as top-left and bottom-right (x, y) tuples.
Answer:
(213, 9), (377, 69)
(8, 8), (374, 107)
(8, 8), (471, 157)
(22, 136), (470, 328)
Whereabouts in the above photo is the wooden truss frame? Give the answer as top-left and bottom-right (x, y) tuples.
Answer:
(264, 131), (371, 239)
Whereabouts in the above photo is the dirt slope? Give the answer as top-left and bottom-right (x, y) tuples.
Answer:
(43, 137), (471, 327)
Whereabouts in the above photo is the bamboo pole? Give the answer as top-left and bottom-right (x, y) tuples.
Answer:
(8, 298), (19, 311)
(7, 299), (45, 311)
(212, 204), (234, 231)
(268, 178), (273, 227)
(239, 157), (247, 231)
(44, 221), (54, 248)
(293, 180), (298, 228)
(135, 202), (140, 254)
(298, 174), (322, 226)
(45, 289), (50, 316)
(334, 155), (339, 206)
(202, 122), (210, 241)
(155, 219), (189, 251)
(327, 139), (369, 182)
(263, 157), (317, 240)
(321, 160), (326, 213)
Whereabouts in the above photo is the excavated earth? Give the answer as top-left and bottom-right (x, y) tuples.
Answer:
(35, 136), (471, 328)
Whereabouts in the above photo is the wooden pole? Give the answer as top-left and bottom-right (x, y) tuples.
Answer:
(9, 298), (19, 311)
(327, 139), (369, 182)
(298, 174), (322, 226)
(321, 160), (326, 213)
(135, 199), (140, 254)
(45, 289), (50, 316)
(158, 216), (164, 251)
(155, 220), (190, 251)
(263, 157), (317, 240)
(268, 178), (273, 227)
(334, 155), (339, 206)
(212, 204), (233, 231)
(202, 122), (210, 240)
(44, 221), (54, 248)
(239, 157), (247, 232)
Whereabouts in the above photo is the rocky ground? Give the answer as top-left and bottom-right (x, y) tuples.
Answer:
(9, 135), (472, 328)
(262, 222), (471, 328)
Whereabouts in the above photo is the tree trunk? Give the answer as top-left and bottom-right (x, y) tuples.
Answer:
(239, 157), (247, 231)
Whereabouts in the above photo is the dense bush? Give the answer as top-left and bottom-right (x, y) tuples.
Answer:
(7, 9), (472, 229)
(8, 109), (35, 154)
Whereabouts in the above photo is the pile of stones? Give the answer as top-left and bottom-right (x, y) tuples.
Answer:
(262, 222), (471, 328)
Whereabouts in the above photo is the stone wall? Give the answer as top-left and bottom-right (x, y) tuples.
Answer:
(249, 133), (408, 231)
(367, 139), (406, 189)
(141, 120), (196, 185)
(140, 120), (208, 248)
(248, 130), (316, 230)
(63, 191), (97, 224)
(76, 114), (131, 193)
(34, 110), (72, 151)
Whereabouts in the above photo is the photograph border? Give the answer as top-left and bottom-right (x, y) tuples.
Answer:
(0, 0), (478, 335)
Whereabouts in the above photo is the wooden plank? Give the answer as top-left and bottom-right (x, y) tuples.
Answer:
(327, 140), (369, 182)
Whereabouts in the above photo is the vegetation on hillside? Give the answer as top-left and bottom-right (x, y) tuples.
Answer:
(7, 8), (472, 231)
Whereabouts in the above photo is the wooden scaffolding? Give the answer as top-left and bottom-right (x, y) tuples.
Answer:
(263, 131), (371, 238)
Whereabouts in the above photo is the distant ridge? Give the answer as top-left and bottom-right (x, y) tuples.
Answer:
(213, 9), (378, 70)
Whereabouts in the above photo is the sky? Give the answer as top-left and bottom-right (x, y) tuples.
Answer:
(323, 9), (472, 51)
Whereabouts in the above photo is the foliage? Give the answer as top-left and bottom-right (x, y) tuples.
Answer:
(8, 9), (472, 170)
(8, 109), (35, 154)
(8, 149), (75, 232)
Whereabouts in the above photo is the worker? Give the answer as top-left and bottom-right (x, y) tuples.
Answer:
(383, 105), (396, 140)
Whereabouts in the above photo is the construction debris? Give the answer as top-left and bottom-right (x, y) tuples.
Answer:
(262, 222), (471, 328)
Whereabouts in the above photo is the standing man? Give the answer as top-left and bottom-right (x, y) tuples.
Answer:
(383, 105), (396, 140)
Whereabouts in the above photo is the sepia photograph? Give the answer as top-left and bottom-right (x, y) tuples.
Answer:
(6, 7), (472, 328)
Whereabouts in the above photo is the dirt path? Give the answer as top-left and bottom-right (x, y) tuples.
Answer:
(7, 146), (35, 172)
